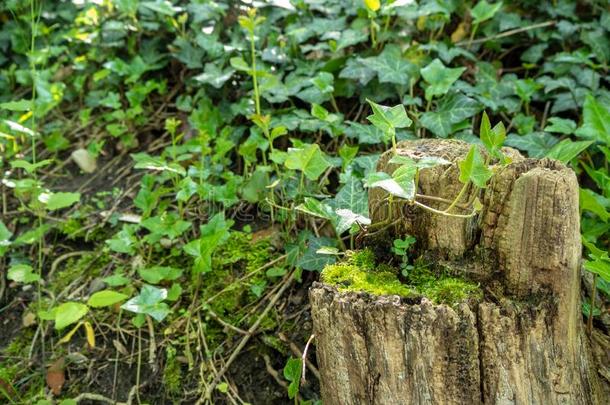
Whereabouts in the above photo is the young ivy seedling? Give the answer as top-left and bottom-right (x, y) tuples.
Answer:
(365, 103), (507, 232)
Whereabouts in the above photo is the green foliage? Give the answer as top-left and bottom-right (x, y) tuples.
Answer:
(1, 0), (609, 401)
(121, 284), (171, 323)
(283, 357), (302, 400)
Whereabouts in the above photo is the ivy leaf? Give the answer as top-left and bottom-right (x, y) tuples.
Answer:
(471, 1), (503, 25)
(106, 225), (138, 255)
(420, 92), (481, 137)
(421, 59), (465, 101)
(505, 132), (558, 157)
(344, 122), (385, 144)
(580, 189), (609, 222)
(366, 100), (412, 136)
(297, 236), (336, 271)
(458, 146), (492, 188)
(132, 153), (186, 176)
(138, 266), (183, 284)
(335, 209), (371, 234)
(296, 197), (335, 220)
(584, 258), (610, 282)
(339, 58), (376, 86)
(545, 140), (593, 163)
(364, 45), (417, 86)
(334, 177), (368, 216)
(183, 213), (233, 274)
(43, 192), (81, 211)
(87, 290), (129, 308)
(285, 143), (331, 180)
(193, 63), (235, 88)
(544, 117), (577, 135)
(366, 171), (415, 200)
(7, 263), (40, 283)
(11, 159), (53, 174)
(55, 302), (89, 330)
(121, 284), (170, 322)
(283, 357), (302, 399)
(479, 111), (506, 156)
(575, 94), (610, 144)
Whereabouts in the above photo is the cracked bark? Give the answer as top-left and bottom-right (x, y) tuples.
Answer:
(310, 140), (604, 404)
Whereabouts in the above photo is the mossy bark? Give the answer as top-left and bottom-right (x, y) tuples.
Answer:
(310, 140), (604, 404)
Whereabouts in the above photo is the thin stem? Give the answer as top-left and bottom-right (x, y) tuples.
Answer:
(250, 32), (260, 116)
(444, 181), (470, 213)
(468, 23), (479, 48)
(413, 200), (477, 218)
(587, 274), (597, 335)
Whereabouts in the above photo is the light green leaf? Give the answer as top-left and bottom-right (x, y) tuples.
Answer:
(366, 171), (415, 200)
(121, 284), (170, 322)
(296, 197), (334, 220)
(545, 140), (593, 163)
(10, 159), (53, 174)
(8, 263), (40, 283)
(0, 99), (32, 111)
(575, 94), (610, 144)
(55, 302), (89, 330)
(229, 57), (251, 73)
(580, 188), (609, 222)
(471, 1), (503, 25)
(545, 117), (577, 135)
(138, 266), (183, 284)
(284, 357), (302, 399)
(366, 100), (412, 136)
(132, 153), (186, 176)
(335, 208), (371, 234)
(458, 146), (492, 188)
(479, 111), (506, 155)
(421, 59), (465, 101)
(584, 258), (610, 282)
(316, 246), (341, 255)
(284, 144), (331, 180)
(183, 213), (233, 274)
(43, 192), (81, 211)
(87, 290), (129, 308)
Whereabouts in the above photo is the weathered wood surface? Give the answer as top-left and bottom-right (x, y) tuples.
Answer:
(310, 139), (604, 405)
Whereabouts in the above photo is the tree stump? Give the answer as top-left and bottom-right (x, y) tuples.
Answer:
(309, 140), (604, 404)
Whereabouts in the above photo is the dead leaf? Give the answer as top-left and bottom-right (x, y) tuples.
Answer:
(83, 321), (95, 348)
(46, 357), (65, 395)
(22, 311), (36, 327)
(71, 148), (97, 173)
(58, 321), (82, 344)
(113, 339), (128, 356)
(451, 22), (468, 43)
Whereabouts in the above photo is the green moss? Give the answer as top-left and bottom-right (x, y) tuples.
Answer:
(321, 250), (414, 298)
(321, 249), (482, 305)
(420, 277), (482, 304)
(201, 231), (278, 347)
(162, 345), (182, 396)
(403, 263), (482, 305)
